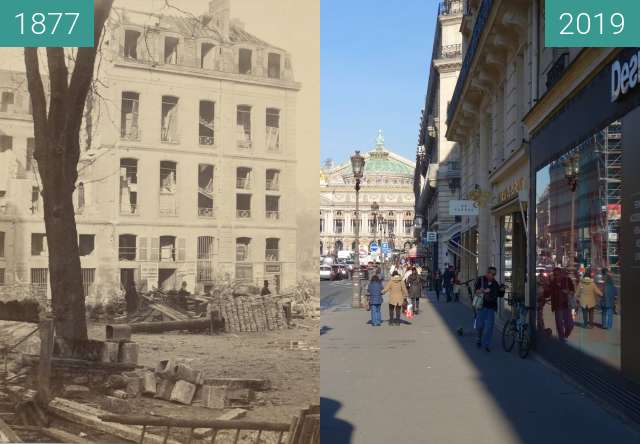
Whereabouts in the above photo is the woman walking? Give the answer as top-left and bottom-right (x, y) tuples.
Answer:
(576, 271), (602, 329)
(433, 270), (442, 302)
(383, 271), (408, 326)
(600, 268), (617, 329)
(367, 275), (384, 326)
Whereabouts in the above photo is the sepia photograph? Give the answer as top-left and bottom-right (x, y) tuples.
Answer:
(0, 0), (319, 442)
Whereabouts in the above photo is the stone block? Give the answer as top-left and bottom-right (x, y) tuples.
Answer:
(62, 385), (90, 397)
(101, 395), (131, 414)
(155, 359), (177, 379)
(203, 378), (271, 391)
(118, 342), (138, 365)
(101, 342), (119, 363)
(201, 385), (225, 410)
(142, 372), (157, 396)
(224, 388), (254, 406)
(111, 389), (129, 399)
(169, 380), (196, 405)
(155, 379), (175, 401)
(124, 376), (142, 397)
(174, 364), (202, 385)
(72, 376), (89, 385)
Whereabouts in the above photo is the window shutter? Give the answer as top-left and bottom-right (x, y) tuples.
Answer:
(178, 238), (186, 261)
(151, 237), (159, 261)
(138, 237), (148, 261)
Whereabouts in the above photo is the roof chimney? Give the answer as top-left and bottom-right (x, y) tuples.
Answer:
(209, 0), (230, 41)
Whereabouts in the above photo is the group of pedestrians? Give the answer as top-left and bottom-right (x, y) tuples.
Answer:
(432, 265), (462, 303)
(366, 266), (425, 326)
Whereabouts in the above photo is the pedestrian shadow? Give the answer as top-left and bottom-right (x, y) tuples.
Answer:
(320, 325), (333, 336)
(320, 397), (354, 444)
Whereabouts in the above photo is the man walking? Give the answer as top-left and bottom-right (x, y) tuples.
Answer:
(261, 280), (271, 296)
(443, 265), (455, 303)
(474, 266), (505, 352)
(407, 267), (422, 315)
(544, 268), (575, 341)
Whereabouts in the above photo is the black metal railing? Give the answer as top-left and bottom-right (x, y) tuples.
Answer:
(546, 52), (570, 91)
(447, 0), (494, 126)
(439, 0), (464, 16)
(439, 43), (462, 59)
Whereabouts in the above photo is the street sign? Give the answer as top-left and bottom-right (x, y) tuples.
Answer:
(425, 232), (437, 242)
(449, 200), (479, 216)
(370, 243), (378, 252)
(382, 242), (390, 253)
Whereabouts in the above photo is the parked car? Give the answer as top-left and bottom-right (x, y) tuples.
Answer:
(320, 265), (333, 280)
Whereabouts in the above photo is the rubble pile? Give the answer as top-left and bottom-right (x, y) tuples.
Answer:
(280, 279), (320, 318)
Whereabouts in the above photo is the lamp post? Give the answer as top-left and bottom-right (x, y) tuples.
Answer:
(351, 150), (365, 308)
(371, 201), (379, 268)
(564, 155), (579, 280)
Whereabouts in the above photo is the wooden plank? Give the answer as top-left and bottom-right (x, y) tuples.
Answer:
(147, 304), (189, 321)
(48, 398), (181, 444)
(40, 427), (94, 444)
(0, 416), (22, 443)
(37, 319), (54, 405)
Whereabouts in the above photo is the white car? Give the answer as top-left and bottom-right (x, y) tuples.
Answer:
(320, 265), (333, 280)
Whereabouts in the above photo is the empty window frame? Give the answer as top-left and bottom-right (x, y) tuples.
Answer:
(124, 30), (141, 59)
(121, 92), (140, 140)
(199, 101), (215, 145)
(78, 234), (95, 256)
(159, 161), (177, 216)
(0, 92), (14, 112)
(31, 187), (40, 214)
(236, 237), (251, 261)
(238, 48), (252, 74)
(0, 231), (4, 257)
(0, 135), (12, 152)
(77, 182), (85, 212)
(31, 268), (48, 300)
(31, 233), (47, 256)
(266, 108), (280, 151)
(0, 268), (4, 285)
(161, 96), (179, 142)
(119, 234), (137, 260)
(236, 194), (251, 218)
(120, 159), (138, 214)
(265, 238), (279, 261)
(164, 37), (179, 64)
(266, 169), (280, 191)
(236, 167), (251, 189)
(236, 105), (251, 147)
(198, 164), (214, 217)
(267, 53), (281, 79)
(197, 236), (215, 282)
(26, 137), (34, 170)
(159, 235), (176, 261)
(201, 43), (215, 69)
(266, 196), (280, 220)
(334, 219), (344, 234)
(81, 268), (96, 298)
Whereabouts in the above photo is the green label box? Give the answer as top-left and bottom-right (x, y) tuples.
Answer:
(0, 0), (94, 48)
(546, 0), (640, 47)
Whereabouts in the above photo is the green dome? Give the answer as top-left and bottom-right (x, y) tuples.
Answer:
(364, 156), (413, 175)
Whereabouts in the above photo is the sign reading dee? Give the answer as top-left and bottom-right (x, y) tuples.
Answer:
(611, 51), (640, 102)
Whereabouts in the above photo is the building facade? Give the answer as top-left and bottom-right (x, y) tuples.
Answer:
(0, 0), (300, 305)
(320, 132), (415, 258)
(415, 0), (464, 274)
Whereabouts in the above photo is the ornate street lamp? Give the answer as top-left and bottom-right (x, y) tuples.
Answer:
(563, 155), (580, 279)
(350, 150), (365, 308)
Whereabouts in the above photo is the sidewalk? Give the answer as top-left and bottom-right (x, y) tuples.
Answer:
(320, 291), (640, 444)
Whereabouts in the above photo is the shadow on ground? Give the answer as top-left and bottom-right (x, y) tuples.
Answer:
(320, 397), (354, 444)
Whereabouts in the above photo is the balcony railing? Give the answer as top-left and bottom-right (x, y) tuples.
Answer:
(439, 44), (462, 59)
(236, 178), (251, 189)
(118, 247), (136, 261)
(160, 247), (176, 262)
(237, 209), (251, 218)
(265, 249), (280, 262)
(266, 210), (280, 220)
(121, 127), (140, 141)
(546, 52), (570, 91)
(438, 0), (463, 16)
(120, 203), (139, 215)
(266, 179), (279, 191)
(199, 135), (214, 146)
(198, 207), (214, 218)
(447, 0), (494, 126)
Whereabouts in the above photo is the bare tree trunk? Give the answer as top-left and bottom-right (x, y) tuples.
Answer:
(23, 0), (114, 340)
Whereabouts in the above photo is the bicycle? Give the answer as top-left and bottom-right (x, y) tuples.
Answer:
(501, 298), (532, 358)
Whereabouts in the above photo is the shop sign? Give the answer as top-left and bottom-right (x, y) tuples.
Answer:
(497, 177), (526, 204)
(449, 200), (479, 216)
(265, 264), (281, 273)
(611, 51), (640, 102)
(425, 232), (438, 242)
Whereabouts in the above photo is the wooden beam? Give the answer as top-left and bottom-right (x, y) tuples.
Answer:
(0, 417), (22, 443)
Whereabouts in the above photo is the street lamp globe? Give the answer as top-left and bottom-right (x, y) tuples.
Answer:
(351, 150), (365, 179)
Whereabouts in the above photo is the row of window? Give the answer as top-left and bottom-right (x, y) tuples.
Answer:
(0, 268), (94, 299)
(123, 30), (284, 79)
(319, 219), (414, 234)
(121, 93), (281, 151)
(120, 159), (282, 218)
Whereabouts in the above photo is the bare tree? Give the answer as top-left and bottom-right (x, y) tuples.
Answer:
(23, 0), (114, 340)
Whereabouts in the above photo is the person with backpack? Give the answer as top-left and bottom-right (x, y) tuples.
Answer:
(367, 275), (384, 326)
(406, 267), (423, 315)
(474, 266), (505, 352)
(382, 270), (409, 326)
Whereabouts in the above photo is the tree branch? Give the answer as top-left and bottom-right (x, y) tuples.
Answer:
(46, 47), (69, 149)
(23, 48), (48, 163)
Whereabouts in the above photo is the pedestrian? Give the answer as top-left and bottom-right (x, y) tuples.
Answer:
(453, 268), (462, 302)
(367, 275), (384, 326)
(382, 270), (408, 326)
(406, 267), (422, 314)
(600, 268), (617, 329)
(474, 266), (505, 352)
(443, 265), (455, 302)
(544, 268), (575, 341)
(260, 280), (271, 296)
(433, 269), (442, 302)
(576, 271), (602, 329)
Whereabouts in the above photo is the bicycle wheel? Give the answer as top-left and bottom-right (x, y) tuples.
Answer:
(518, 326), (531, 359)
(502, 320), (516, 352)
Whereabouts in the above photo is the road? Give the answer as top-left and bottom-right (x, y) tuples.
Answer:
(320, 281), (640, 444)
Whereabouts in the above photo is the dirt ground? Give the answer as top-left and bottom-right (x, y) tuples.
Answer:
(87, 317), (320, 425)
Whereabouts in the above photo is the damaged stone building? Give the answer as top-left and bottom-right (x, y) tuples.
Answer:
(0, 0), (300, 305)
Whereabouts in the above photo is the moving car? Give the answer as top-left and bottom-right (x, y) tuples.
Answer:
(320, 265), (333, 280)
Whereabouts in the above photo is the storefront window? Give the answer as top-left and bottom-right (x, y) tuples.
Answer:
(535, 121), (622, 369)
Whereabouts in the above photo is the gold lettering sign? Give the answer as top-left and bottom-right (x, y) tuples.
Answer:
(498, 178), (526, 204)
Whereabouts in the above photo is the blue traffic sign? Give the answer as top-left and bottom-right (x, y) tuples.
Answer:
(370, 243), (378, 252)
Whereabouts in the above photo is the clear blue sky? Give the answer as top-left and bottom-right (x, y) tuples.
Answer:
(321, 0), (438, 165)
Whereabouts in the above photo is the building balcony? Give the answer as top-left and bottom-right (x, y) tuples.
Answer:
(438, 44), (462, 59)
(438, 0), (463, 16)
(266, 210), (280, 220)
(199, 135), (215, 146)
(236, 178), (251, 189)
(237, 209), (251, 218)
(266, 179), (279, 191)
(198, 207), (214, 218)
(440, 161), (461, 179)
(265, 249), (280, 262)
(118, 246), (137, 261)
